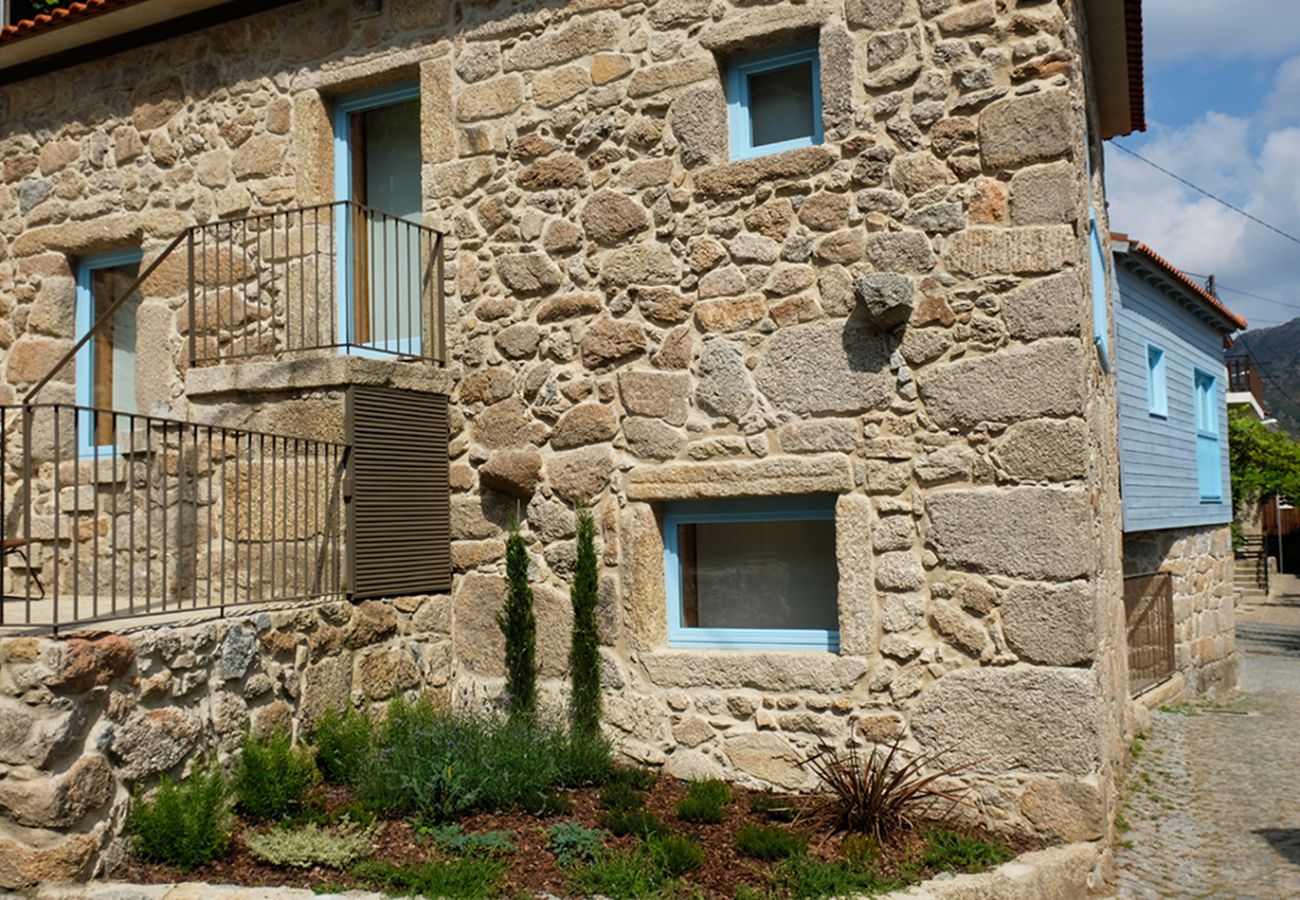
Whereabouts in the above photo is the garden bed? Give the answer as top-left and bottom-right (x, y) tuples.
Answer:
(113, 697), (1046, 899)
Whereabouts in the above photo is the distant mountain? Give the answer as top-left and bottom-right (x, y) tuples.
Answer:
(1231, 321), (1300, 436)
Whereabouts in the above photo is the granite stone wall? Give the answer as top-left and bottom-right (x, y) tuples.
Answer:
(0, 0), (1130, 884)
(1122, 525), (1238, 699)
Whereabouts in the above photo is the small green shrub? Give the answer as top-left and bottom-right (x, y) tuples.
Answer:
(600, 781), (645, 812)
(350, 857), (506, 900)
(328, 800), (376, 828)
(548, 822), (608, 867)
(600, 807), (669, 839)
(232, 729), (319, 821)
(839, 832), (881, 867)
(735, 823), (806, 861)
(748, 791), (799, 823)
(675, 778), (731, 824)
(421, 823), (516, 856)
(771, 853), (902, 899)
(246, 819), (377, 869)
(608, 765), (659, 792)
(126, 759), (233, 872)
(920, 828), (1012, 874)
(557, 728), (614, 787)
(645, 833), (704, 877)
(357, 696), (611, 822)
(312, 705), (374, 786)
(537, 792), (575, 817)
(569, 850), (661, 900)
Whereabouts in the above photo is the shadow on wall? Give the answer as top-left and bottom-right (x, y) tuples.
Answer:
(1255, 828), (1300, 867)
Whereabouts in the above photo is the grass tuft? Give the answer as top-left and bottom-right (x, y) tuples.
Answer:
(920, 828), (1013, 874)
(232, 729), (318, 821)
(735, 823), (807, 861)
(675, 778), (731, 824)
(126, 758), (233, 872)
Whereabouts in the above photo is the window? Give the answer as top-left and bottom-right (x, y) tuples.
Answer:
(75, 249), (143, 456)
(662, 495), (839, 650)
(1146, 344), (1167, 416)
(1194, 368), (1222, 502)
(332, 81), (423, 356)
(726, 41), (823, 161)
(1088, 210), (1111, 372)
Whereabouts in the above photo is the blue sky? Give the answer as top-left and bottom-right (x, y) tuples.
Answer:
(1103, 0), (1300, 331)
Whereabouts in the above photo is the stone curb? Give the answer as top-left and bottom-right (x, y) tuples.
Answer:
(876, 841), (1102, 899)
(10, 842), (1102, 900)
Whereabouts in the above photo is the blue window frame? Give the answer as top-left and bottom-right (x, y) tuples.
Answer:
(75, 248), (143, 458)
(662, 495), (839, 651)
(1088, 210), (1111, 373)
(332, 80), (422, 357)
(726, 41), (823, 161)
(1146, 344), (1167, 416)
(1194, 368), (1222, 502)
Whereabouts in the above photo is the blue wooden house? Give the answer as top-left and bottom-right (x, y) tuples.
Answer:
(1112, 234), (1245, 698)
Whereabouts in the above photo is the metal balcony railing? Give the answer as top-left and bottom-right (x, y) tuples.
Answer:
(188, 201), (446, 366)
(0, 403), (348, 631)
(1226, 357), (1268, 413)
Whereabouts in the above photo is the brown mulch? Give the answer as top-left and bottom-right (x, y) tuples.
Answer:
(113, 778), (1048, 897)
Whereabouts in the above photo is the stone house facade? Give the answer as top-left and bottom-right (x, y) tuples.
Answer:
(0, 0), (1149, 885)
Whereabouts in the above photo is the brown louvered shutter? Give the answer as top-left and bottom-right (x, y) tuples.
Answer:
(346, 386), (450, 600)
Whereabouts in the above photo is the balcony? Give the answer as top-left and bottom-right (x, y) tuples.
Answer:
(1, 202), (450, 631)
(1226, 357), (1269, 419)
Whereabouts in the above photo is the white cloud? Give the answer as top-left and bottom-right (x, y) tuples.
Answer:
(1104, 117), (1300, 329)
(1262, 55), (1300, 121)
(1142, 0), (1300, 63)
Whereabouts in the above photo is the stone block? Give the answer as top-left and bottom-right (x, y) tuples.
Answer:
(866, 231), (935, 272)
(755, 322), (893, 416)
(581, 190), (649, 245)
(926, 487), (1094, 580)
(918, 338), (1084, 429)
(549, 445), (615, 501)
(517, 154), (589, 190)
(599, 243), (680, 287)
(695, 339), (751, 422)
(619, 369), (689, 426)
(1019, 777), (1106, 841)
(779, 419), (861, 454)
(996, 418), (1090, 482)
(110, 707), (201, 780)
(724, 732), (810, 789)
(0, 753), (113, 829)
(912, 665), (1102, 775)
(980, 91), (1075, 171)
(836, 493), (876, 656)
(944, 225), (1076, 276)
(1001, 272), (1082, 340)
(496, 252), (562, 294)
(552, 404), (618, 449)
(1001, 581), (1096, 666)
(854, 273), (915, 328)
(0, 835), (97, 890)
(581, 319), (648, 369)
(625, 456), (853, 501)
(671, 85), (727, 168)
(625, 417), (685, 460)
(479, 450), (543, 497)
(532, 66), (590, 109)
(1011, 161), (1079, 226)
(502, 13), (620, 71)
(628, 57), (717, 98)
(453, 573), (506, 676)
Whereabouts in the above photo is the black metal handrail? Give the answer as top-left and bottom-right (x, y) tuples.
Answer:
(22, 201), (445, 406)
(1, 403), (349, 632)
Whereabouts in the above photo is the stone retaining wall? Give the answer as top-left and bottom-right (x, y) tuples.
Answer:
(1122, 524), (1238, 699)
(0, 600), (450, 888)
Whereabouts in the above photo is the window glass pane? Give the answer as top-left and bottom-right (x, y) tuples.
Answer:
(90, 262), (141, 444)
(678, 517), (837, 631)
(748, 62), (815, 147)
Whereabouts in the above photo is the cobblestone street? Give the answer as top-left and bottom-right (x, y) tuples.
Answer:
(1115, 579), (1300, 898)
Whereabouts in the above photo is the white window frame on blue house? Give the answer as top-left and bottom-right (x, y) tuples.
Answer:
(332, 79), (421, 358)
(726, 41), (823, 161)
(74, 248), (143, 459)
(662, 494), (839, 651)
(1194, 367), (1222, 502)
(1146, 343), (1167, 417)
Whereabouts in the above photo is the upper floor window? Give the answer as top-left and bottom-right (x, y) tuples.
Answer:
(726, 41), (823, 161)
(75, 249), (142, 457)
(1194, 368), (1222, 502)
(1146, 344), (1167, 416)
(662, 495), (839, 651)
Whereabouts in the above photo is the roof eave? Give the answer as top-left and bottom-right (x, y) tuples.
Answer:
(1083, 0), (1146, 139)
(1112, 238), (1247, 333)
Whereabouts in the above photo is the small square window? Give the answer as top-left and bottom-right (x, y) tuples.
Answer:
(1147, 344), (1167, 416)
(726, 41), (823, 161)
(663, 495), (839, 650)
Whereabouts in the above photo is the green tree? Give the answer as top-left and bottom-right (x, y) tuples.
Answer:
(1229, 409), (1300, 515)
(569, 504), (602, 737)
(498, 521), (537, 719)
